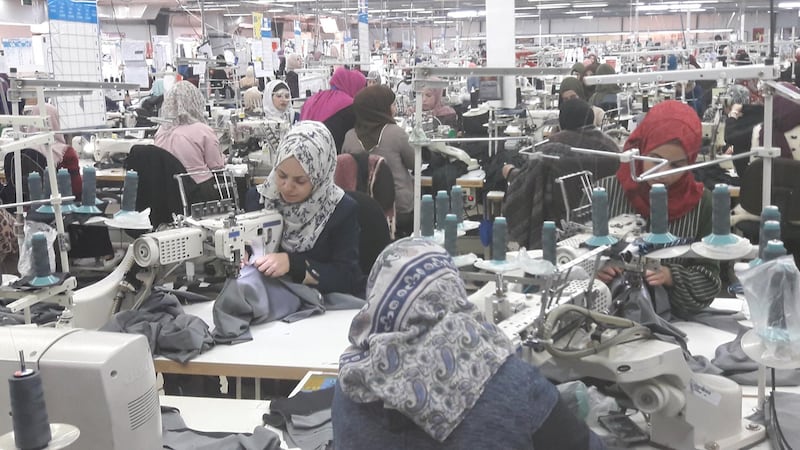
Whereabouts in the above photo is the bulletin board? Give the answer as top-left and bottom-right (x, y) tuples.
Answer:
(47, 0), (106, 129)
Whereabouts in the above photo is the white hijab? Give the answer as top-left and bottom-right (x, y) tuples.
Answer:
(257, 121), (344, 252)
(262, 80), (294, 123)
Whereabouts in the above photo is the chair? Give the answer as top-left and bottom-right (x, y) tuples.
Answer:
(124, 145), (192, 228)
(346, 190), (391, 276)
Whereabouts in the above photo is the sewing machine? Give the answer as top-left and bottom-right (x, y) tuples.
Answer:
(229, 117), (288, 176)
(79, 137), (154, 165)
(71, 208), (283, 330)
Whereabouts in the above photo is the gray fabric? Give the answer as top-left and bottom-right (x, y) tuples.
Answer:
(283, 409), (332, 450)
(711, 327), (800, 386)
(161, 407), (282, 450)
(101, 291), (214, 363)
(212, 266), (366, 343)
(213, 265), (302, 344)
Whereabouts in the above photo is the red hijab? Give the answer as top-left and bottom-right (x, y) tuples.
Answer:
(616, 100), (704, 221)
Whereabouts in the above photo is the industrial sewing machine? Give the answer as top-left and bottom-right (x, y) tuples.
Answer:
(71, 205), (283, 330)
(228, 116), (288, 176)
(78, 137), (155, 166)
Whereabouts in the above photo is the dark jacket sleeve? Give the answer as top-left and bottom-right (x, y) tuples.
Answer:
(285, 194), (364, 296)
(324, 106), (356, 154)
(285, 71), (300, 99)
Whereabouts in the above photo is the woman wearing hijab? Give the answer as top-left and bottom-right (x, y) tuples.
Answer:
(595, 101), (721, 316)
(588, 63), (621, 112)
(334, 237), (603, 449)
(724, 84), (764, 177)
(261, 80), (295, 123)
(421, 82), (458, 130)
(343, 85), (414, 236)
(300, 67), (366, 153)
(254, 121), (364, 296)
(284, 53), (303, 99)
(239, 65), (258, 90)
(559, 76), (604, 127)
(502, 99), (619, 249)
(759, 81), (800, 162)
(154, 81), (224, 202)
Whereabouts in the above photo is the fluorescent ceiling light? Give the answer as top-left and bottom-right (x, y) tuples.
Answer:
(778, 1), (800, 6)
(534, 3), (570, 9)
(573, 2), (607, 7)
(516, 14), (540, 18)
(447, 9), (484, 18)
(565, 10), (590, 14)
(433, 20), (454, 24)
(579, 14), (593, 19)
(223, 13), (251, 16)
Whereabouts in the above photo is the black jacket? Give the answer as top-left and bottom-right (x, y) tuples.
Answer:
(125, 145), (193, 227)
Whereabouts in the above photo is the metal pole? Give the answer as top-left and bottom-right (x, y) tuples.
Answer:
(199, 0), (207, 40)
(413, 89), (423, 236)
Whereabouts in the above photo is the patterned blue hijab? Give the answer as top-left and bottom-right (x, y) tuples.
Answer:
(258, 121), (344, 252)
(338, 238), (513, 442)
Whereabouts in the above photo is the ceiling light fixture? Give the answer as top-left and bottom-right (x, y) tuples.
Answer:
(573, 3), (607, 7)
(778, 1), (800, 7)
(579, 14), (593, 19)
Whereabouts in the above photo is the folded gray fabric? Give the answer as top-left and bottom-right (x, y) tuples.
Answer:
(101, 291), (214, 363)
(213, 266), (302, 344)
(161, 407), (282, 450)
(712, 328), (800, 386)
(213, 266), (367, 342)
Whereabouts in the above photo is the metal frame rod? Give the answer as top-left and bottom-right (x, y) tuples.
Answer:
(414, 66), (572, 78)
(583, 64), (780, 85)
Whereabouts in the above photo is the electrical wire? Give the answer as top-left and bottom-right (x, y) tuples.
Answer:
(770, 367), (794, 450)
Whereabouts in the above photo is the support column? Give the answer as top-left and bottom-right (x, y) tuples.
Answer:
(358, 0), (370, 71)
(486, 0), (516, 108)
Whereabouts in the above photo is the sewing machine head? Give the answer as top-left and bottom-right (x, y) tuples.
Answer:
(89, 137), (155, 164)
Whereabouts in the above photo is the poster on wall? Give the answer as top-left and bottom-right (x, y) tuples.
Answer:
(1, 39), (38, 73)
(47, 0), (106, 129)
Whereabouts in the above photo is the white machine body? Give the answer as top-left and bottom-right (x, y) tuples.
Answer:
(89, 137), (155, 162)
(0, 328), (161, 449)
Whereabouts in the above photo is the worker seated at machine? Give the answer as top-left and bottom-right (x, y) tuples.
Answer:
(334, 237), (604, 450)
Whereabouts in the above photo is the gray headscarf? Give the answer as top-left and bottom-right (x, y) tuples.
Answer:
(158, 81), (207, 135)
(727, 84), (751, 106)
(256, 121), (344, 252)
(338, 238), (514, 442)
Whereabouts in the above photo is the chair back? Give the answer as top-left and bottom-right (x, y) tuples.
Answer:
(346, 190), (391, 275)
(124, 145), (188, 227)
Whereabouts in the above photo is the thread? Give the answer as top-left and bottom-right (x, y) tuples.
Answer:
(763, 239), (787, 262)
(759, 206), (781, 257)
(42, 173), (51, 198)
(450, 185), (463, 224)
(711, 184), (731, 236)
(592, 188), (610, 238)
(492, 217), (507, 261)
(435, 191), (449, 230)
(444, 214), (458, 256)
(650, 184), (668, 235)
(760, 221), (781, 259)
(32, 233), (50, 278)
(421, 195), (434, 237)
(121, 170), (139, 212)
(81, 166), (97, 207)
(56, 169), (72, 204)
(642, 95), (649, 112)
(542, 221), (556, 265)
(9, 369), (52, 450)
(27, 173), (43, 201)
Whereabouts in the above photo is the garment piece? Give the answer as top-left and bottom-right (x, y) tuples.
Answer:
(503, 129), (620, 248)
(261, 80), (294, 123)
(334, 356), (603, 450)
(559, 98), (595, 131)
(598, 176), (720, 315)
(257, 121), (344, 253)
(284, 71), (300, 99)
(161, 407), (282, 450)
(352, 85), (397, 151)
(212, 265), (302, 344)
(343, 124), (412, 214)
(617, 100), (705, 221)
(299, 68), (365, 122)
(101, 291), (214, 363)
(264, 388), (335, 450)
(124, 145), (191, 227)
(338, 238), (515, 442)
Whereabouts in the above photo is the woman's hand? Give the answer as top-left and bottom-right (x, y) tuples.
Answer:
(645, 266), (673, 287)
(596, 264), (622, 284)
(253, 252), (290, 278)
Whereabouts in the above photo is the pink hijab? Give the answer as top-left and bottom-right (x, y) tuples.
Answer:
(299, 67), (365, 122)
(423, 82), (456, 118)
